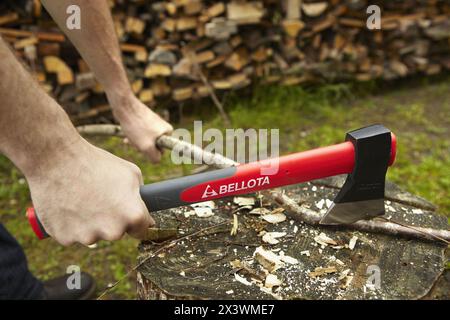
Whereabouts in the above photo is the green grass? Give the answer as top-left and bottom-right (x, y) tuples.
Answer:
(0, 75), (449, 299)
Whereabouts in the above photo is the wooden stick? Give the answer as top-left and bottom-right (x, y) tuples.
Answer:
(75, 124), (450, 243)
(0, 28), (65, 42)
(270, 191), (450, 244)
(77, 124), (124, 137)
(186, 51), (231, 126)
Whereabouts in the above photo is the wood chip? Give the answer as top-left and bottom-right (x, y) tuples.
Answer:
(234, 273), (252, 286)
(302, 2), (328, 17)
(254, 246), (283, 272)
(348, 236), (358, 250)
(314, 232), (338, 246)
(190, 201), (215, 217)
(338, 269), (353, 289)
(261, 213), (286, 224)
(264, 274), (282, 288)
(233, 197), (255, 207)
(249, 207), (270, 215)
(279, 254), (299, 264)
(230, 214), (239, 236)
(315, 199), (325, 210)
(300, 250), (310, 257)
(191, 201), (215, 209)
(262, 232), (286, 245)
(308, 266), (338, 278)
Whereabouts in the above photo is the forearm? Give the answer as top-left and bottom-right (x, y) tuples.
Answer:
(41, 0), (173, 162)
(0, 37), (81, 177)
(41, 0), (132, 118)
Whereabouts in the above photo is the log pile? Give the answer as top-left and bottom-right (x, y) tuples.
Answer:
(1, 0), (449, 121)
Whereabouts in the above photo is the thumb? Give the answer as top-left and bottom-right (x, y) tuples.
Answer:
(146, 144), (163, 163)
(126, 199), (155, 240)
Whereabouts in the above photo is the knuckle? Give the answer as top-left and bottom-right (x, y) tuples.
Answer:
(79, 233), (98, 246)
(103, 229), (123, 241)
(97, 223), (125, 241)
(129, 210), (146, 225)
(129, 163), (143, 177)
(165, 124), (174, 133)
(148, 150), (161, 163)
(60, 235), (77, 246)
(137, 140), (153, 153)
(59, 238), (74, 247)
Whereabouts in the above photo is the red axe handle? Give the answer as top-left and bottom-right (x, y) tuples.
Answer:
(27, 133), (396, 240)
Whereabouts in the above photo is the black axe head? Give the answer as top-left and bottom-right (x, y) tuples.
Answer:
(320, 124), (394, 225)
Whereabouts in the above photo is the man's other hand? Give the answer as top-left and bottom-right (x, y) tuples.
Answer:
(110, 94), (173, 163)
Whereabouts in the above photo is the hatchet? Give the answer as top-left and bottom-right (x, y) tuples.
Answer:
(27, 124), (396, 239)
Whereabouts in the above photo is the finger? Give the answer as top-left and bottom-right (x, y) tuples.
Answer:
(57, 237), (76, 247)
(126, 201), (155, 240)
(78, 233), (99, 246)
(98, 227), (125, 242)
(146, 145), (162, 164)
(137, 170), (144, 185)
(129, 162), (144, 185)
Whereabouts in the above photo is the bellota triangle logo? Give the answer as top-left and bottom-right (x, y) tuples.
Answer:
(202, 185), (218, 198)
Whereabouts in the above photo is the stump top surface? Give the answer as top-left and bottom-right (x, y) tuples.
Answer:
(137, 177), (448, 300)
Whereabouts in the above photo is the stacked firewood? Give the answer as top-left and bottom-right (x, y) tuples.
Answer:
(1, 0), (449, 121)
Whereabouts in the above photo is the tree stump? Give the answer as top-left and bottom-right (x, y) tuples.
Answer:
(137, 177), (448, 300)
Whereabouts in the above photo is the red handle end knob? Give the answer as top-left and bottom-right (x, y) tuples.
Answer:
(26, 207), (48, 240)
